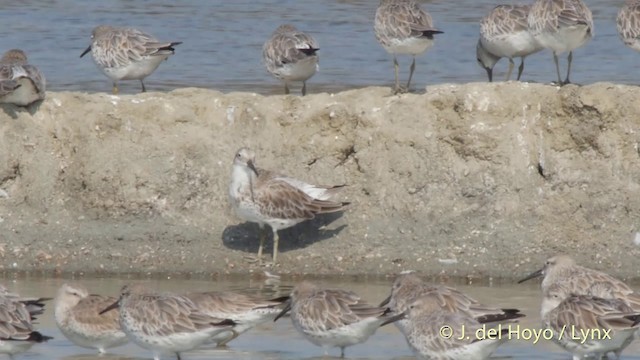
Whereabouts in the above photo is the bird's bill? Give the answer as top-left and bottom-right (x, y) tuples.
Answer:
(273, 301), (291, 322)
(247, 160), (258, 175)
(378, 294), (391, 307)
(80, 45), (92, 58)
(99, 300), (119, 314)
(517, 268), (544, 284)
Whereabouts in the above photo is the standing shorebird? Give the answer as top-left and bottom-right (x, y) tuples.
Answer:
(185, 290), (288, 347)
(274, 281), (404, 358)
(617, 1), (640, 54)
(54, 283), (128, 353)
(542, 283), (640, 360)
(477, 5), (543, 82)
(527, 0), (593, 85)
(401, 293), (524, 360)
(0, 49), (46, 106)
(374, 0), (443, 94)
(0, 294), (52, 357)
(263, 24), (319, 96)
(380, 272), (525, 337)
(228, 148), (349, 266)
(99, 284), (236, 360)
(80, 25), (181, 94)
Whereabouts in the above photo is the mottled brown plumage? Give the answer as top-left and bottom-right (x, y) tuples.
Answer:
(229, 148), (349, 265)
(0, 49), (46, 106)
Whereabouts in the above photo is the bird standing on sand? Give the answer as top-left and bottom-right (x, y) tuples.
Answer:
(374, 0), (443, 94)
(263, 24), (319, 96)
(80, 25), (181, 94)
(0, 49), (46, 106)
(228, 148), (349, 266)
(527, 0), (593, 85)
(476, 5), (543, 82)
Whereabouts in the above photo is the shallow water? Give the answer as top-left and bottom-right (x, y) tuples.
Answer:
(5, 276), (640, 360)
(0, 1), (635, 95)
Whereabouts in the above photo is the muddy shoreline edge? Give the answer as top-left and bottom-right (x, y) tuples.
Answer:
(1, 82), (638, 281)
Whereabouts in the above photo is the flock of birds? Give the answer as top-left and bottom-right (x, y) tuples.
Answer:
(3, 0), (640, 105)
(0, 255), (638, 360)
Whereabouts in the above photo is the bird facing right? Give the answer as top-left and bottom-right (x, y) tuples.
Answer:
(374, 0), (443, 94)
(0, 49), (46, 106)
(262, 24), (319, 96)
(527, 0), (594, 85)
(477, 5), (543, 82)
(80, 25), (181, 94)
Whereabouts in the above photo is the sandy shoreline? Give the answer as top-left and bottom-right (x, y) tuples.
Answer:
(0, 83), (639, 280)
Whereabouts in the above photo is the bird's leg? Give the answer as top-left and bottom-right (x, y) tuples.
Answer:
(216, 330), (240, 347)
(406, 56), (416, 91)
(284, 83), (290, 95)
(564, 51), (573, 85)
(176, 353), (181, 360)
(141, 80), (147, 93)
(112, 82), (119, 95)
(517, 58), (525, 81)
(506, 58), (514, 81)
(302, 81), (307, 96)
(393, 55), (401, 93)
(340, 347), (346, 358)
(257, 225), (266, 265)
(272, 229), (279, 265)
(553, 52), (562, 85)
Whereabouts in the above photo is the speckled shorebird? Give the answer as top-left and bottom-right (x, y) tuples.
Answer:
(0, 285), (50, 320)
(617, 1), (640, 54)
(99, 284), (236, 360)
(80, 25), (181, 94)
(0, 49), (46, 106)
(519, 255), (640, 359)
(262, 24), (319, 96)
(54, 283), (128, 353)
(542, 283), (640, 360)
(274, 281), (404, 358)
(228, 147), (349, 266)
(374, 0), (443, 94)
(380, 272), (525, 336)
(185, 290), (288, 347)
(0, 293), (52, 358)
(402, 293), (524, 360)
(477, 5), (543, 82)
(527, 0), (593, 85)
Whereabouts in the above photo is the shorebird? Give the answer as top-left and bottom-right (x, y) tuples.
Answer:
(0, 284), (50, 320)
(0, 294), (52, 358)
(380, 272), (525, 337)
(617, 1), (640, 54)
(542, 283), (640, 360)
(402, 293), (524, 360)
(518, 255), (640, 312)
(0, 49), (46, 106)
(228, 147), (349, 265)
(527, 0), (593, 85)
(274, 281), (404, 357)
(374, 0), (443, 94)
(100, 284), (236, 360)
(80, 25), (181, 94)
(185, 290), (288, 347)
(54, 283), (128, 353)
(477, 5), (543, 82)
(262, 24), (319, 96)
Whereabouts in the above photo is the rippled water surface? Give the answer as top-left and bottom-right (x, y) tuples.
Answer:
(0, 0), (635, 94)
(3, 276), (640, 360)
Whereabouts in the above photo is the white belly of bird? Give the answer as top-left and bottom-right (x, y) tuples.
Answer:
(99, 54), (170, 81)
(551, 328), (635, 359)
(411, 338), (505, 360)
(59, 323), (127, 351)
(482, 30), (541, 58)
(273, 56), (318, 82)
(534, 24), (591, 54)
(383, 37), (434, 56)
(0, 78), (41, 106)
(298, 318), (381, 349)
(0, 340), (35, 355)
